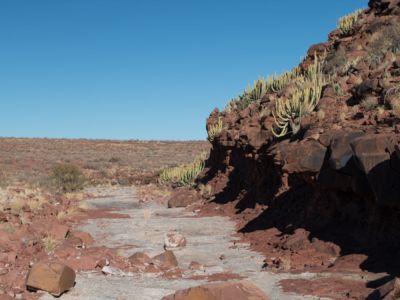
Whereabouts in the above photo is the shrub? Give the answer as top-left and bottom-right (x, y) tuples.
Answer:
(109, 156), (122, 164)
(272, 54), (327, 137)
(49, 163), (85, 193)
(323, 47), (347, 75)
(368, 23), (400, 65)
(338, 9), (363, 37)
(207, 117), (223, 142)
(42, 235), (58, 252)
(334, 83), (345, 96)
(159, 154), (206, 186)
(360, 97), (378, 111)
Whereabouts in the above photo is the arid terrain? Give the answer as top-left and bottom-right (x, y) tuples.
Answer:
(2, 0), (400, 299)
(0, 138), (209, 186)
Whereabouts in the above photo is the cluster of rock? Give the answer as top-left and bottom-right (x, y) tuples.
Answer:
(194, 0), (400, 298)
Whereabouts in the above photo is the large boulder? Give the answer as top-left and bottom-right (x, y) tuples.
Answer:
(351, 135), (400, 206)
(329, 131), (365, 170)
(273, 139), (327, 174)
(162, 280), (270, 300)
(26, 262), (75, 296)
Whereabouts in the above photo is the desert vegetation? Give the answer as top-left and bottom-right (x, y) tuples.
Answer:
(5, 1), (400, 299)
(206, 117), (223, 142)
(272, 54), (327, 137)
(0, 138), (209, 188)
(337, 9), (363, 37)
(49, 163), (86, 193)
(159, 153), (206, 186)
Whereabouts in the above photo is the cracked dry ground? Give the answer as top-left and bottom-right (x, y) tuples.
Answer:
(37, 186), (373, 300)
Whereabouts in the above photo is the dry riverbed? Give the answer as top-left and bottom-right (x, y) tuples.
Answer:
(36, 186), (330, 300)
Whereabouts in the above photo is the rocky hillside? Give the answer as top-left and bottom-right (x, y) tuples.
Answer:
(198, 0), (400, 298)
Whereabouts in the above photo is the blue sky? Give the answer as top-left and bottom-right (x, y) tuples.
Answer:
(0, 0), (366, 140)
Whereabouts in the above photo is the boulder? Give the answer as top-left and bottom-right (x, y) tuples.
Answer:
(282, 229), (310, 251)
(162, 280), (270, 300)
(26, 262), (75, 296)
(152, 250), (178, 270)
(298, 142), (327, 173)
(351, 135), (400, 206)
(276, 140), (327, 174)
(128, 252), (151, 266)
(329, 131), (365, 170)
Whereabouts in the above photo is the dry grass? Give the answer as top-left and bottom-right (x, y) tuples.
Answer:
(42, 235), (58, 252)
(0, 138), (210, 187)
(57, 207), (80, 220)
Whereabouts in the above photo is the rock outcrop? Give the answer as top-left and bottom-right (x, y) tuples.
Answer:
(197, 0), (400, 298)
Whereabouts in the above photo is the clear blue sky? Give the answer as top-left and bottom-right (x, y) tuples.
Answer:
(0, 0), (366, 140)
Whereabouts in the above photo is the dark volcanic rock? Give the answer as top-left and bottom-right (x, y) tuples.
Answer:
(198, 1), (400, 298)
(351, 134), (400, 206)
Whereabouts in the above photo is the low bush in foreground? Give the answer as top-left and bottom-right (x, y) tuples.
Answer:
(49, 163), (85, 193)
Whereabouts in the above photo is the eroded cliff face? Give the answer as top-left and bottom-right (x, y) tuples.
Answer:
(199, 0), (400, 289)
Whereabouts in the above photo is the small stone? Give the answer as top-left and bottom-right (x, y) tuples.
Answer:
(164, 231), (186, 250)
(128, 252), (151, 266)
(101, 266), (126, 276)
(152, 250), (179, 270)
(96, 258), (109, 268)
(26, 262), (75, 296)
(188, 261), (204, 271)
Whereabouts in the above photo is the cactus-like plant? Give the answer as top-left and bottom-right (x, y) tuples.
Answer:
(159, 153), (206, 186)
(272, 54), (327, 137)
(207, 117), (223, 142)
(266, 68), (300, 93)
(338, 9), (363, 37)
(224, 68), (302, 112)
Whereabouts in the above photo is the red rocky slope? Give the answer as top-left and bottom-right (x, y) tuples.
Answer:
(196, 0), (400, 298)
